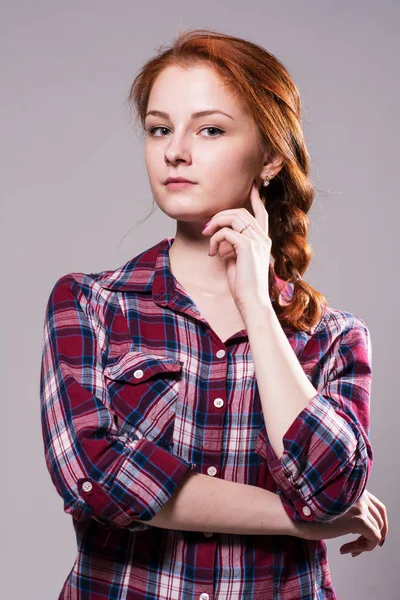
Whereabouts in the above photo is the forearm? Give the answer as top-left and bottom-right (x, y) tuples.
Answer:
(243, 303), (318, 460)
(138, 471), (307, 537)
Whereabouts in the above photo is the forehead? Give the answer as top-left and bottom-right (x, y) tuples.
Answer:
(147, 65), (248, 118)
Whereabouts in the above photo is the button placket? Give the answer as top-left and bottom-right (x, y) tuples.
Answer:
(196, 344), (226, 570)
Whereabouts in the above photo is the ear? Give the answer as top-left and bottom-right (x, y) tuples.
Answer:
(263, 152), (284, 177)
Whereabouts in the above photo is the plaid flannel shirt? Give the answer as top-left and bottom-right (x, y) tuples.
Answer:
(40, 237), (373, 599)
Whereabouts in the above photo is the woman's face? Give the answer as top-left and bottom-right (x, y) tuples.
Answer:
(144, 65), (270, 225)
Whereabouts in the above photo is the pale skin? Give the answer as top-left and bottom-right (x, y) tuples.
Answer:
(140, 64), (388, 556)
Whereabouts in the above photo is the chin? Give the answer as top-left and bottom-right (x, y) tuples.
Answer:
(157, 201), (210, 221)
(163, 211), (207, 223)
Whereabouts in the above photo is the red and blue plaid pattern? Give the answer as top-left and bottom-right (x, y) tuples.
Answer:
(40, 237), (373, 599)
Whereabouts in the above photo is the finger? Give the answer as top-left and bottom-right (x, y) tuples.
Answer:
(340, 543), (364, 558)
(202, 193), (267, 236)
(361, 493), (385, 548)
(359, 519), (381, 550)
(251, 180), (268, 232)
(342, 520), (380, 554)
(355, 496), (382, 549)
(202, 214), (253, 237)
(209, 227), (251, 257)
(365, 490), (388, 541)
(365, 500), (384, 540)
(340, 509), (382, 555)
(342, 542), (373, 557)
(339, 491), (387, 556)
(340, 535), (368, 554)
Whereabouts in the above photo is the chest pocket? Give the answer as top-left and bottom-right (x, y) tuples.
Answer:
(103, 351), (183, 448)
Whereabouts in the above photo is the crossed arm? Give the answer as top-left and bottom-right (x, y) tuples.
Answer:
(41, 275), (372, 537)
(137, 470), (307, 538)
(141, 306), (373, 535)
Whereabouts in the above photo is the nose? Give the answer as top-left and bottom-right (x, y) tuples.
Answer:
(164, 132), (191, 165)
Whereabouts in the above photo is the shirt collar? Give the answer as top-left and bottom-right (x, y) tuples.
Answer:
(98, 236), (294, 304)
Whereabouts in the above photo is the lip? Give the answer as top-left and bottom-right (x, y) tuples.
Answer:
(166, 181), (196, 190)
(164, 177), (196, 184)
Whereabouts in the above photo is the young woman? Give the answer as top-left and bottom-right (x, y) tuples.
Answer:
(40, 28), (388, 599)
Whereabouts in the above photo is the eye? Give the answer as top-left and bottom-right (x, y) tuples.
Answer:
(201, 127), (225, 137)
(146, 126), (225, 138)
(147, 126), (169, 137)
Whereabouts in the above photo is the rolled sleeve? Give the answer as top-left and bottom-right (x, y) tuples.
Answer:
(40, 274), (194, 531)
(255, 316), (374, 522)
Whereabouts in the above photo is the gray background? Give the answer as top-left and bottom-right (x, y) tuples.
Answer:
(1, 1), (397, 598)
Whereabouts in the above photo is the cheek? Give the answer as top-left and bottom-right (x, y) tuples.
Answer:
(215, 141), (258, 179)
(144, 145), (158, 173)
(144, 140), (166, 171)
(216, 154), (256, 195)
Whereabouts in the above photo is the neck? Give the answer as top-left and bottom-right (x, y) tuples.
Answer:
(168, 225), (232, 295)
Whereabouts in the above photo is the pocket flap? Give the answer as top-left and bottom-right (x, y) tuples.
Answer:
(104, 351), (183, 384)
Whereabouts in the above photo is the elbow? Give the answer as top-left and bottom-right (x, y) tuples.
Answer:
(45, 455), (95, 523)
(306, 439), (373, 523)
(270, 425), (374, 524)
(62, 477), (149, 529)
(46, 460), (141, 528)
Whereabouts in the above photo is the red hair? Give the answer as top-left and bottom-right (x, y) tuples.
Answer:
(126, 28), (328, 332)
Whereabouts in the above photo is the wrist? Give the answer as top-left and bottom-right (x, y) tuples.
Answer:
(290, 521), (312, 540)
(269, 493), (311, 539)
(240, 300), (275, 327)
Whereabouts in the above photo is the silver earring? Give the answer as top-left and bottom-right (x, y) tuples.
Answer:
(262, 171), (274, 187)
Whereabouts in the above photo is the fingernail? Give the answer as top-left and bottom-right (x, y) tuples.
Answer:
(202, 220), (210, 231)
(379, 537), (386, 546)
(253, 180), (258, 189)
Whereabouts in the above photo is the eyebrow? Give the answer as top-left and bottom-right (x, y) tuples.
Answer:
(145, 109), (235, 120)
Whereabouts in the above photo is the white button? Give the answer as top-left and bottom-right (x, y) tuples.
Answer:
(207, 466), (217, 476)
(214, 398), (224, 408)
(133, 369), (144, 379)
(82, 481), (93, 492)
(302, 506), (311, 516)
(216, 349), (226, 358)
(203, 531), (213, 537)
(200, 594), (209, 600)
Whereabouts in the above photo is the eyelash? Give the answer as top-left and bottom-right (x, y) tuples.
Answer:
(147, 126), (226, 138)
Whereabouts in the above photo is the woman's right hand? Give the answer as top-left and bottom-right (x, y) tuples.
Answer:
(299, 489), (388, 556)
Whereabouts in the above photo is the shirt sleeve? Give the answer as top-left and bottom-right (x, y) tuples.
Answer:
(255, 314), (374, 523)
(40, 273), (194, 531)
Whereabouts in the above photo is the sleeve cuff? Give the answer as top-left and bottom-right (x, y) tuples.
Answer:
(255, 392), (365, 522)
(77, 438), (195, 528)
